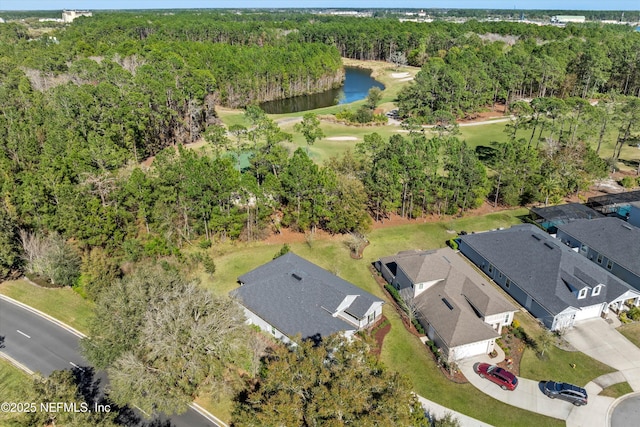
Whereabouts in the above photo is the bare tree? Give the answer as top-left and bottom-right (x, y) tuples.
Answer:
(538, 329), (555, 357)
(388, 51), (407, 71)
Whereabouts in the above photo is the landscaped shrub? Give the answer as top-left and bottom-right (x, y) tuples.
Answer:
(620, 312), (631, 324)
(512, 325), (539, 352)
(447, 238), (459, 250)
(620, 176), (636, 189)
(412, 318), (426, 335)
(627, 306), (640, 321)
(385, 283), (405, 307)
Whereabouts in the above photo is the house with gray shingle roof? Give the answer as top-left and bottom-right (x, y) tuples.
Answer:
(459, 224), (640, 331)
(557, 217), (640, 292)
(232, 253), (383, 344)
(376, 247), (517, 362)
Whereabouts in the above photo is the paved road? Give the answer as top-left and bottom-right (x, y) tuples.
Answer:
(610, 393), (640, 427)
(0, 297), (219, 427)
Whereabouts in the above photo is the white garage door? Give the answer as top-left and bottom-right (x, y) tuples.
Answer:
(453, 340), (492, 361)
(574, 303), (604, 321)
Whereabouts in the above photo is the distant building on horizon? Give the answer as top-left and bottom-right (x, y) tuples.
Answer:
(62, 10), (92, 23)
(551, 15), (586, 24)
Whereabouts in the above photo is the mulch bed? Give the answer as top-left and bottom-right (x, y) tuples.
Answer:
(495, 329), (526, 375)
(369, 265), (424, 337)
(350, 240), (370, 259)
(369, 316), (391, 357)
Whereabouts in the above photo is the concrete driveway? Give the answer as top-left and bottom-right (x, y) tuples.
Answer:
(458, 359), (574, 420)
(563, 318), (640, 391)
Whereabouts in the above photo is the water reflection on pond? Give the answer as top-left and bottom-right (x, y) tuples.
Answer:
(259, 67), (384, 114)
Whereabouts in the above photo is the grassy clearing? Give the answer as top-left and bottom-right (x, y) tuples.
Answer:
(516, 312), (615, 386)
(617, 322), (640, 348)
(599, 381), (633, 398)
(0, 279), (94, 334)
(0, 359), (32, 425)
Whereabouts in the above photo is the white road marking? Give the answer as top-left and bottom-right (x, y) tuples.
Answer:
(69, 361), (84, 371)
(16, 330), (31, 339)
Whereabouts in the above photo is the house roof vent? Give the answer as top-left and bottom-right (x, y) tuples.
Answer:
(622, 223), (633, 230)
(442, 298), (454, 310)
(532, 234), (541, 241)
(291, 273), (303, 281)
(544, 242), (555, 250)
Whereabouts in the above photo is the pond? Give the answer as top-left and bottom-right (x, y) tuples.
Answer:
(259, 66), (384, 114)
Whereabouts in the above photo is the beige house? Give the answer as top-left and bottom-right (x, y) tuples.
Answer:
(376, 247), (517, 363)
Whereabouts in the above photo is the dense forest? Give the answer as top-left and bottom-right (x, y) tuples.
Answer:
(0, 10), (638, 291)
(1, 9), (640, 423)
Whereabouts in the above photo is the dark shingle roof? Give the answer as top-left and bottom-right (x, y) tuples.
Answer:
(557, 218), (640, 277)
(232, 253), (383, 339)
(459, 225), (633, 316)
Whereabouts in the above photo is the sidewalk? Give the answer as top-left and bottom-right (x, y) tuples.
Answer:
(416, 395), (494, 427)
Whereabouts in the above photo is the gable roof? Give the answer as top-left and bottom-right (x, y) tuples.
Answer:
(557, 218), (640, 277)
(382, 248), (516, 348)
(459, 225), (635, 317)
(232, 253), (383, 340)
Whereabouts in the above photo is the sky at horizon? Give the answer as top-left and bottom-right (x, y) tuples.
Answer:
(1, 1), (638, 12)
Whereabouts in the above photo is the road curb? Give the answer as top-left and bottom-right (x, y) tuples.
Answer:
(606, 390), (640, 427)
(0, 294), (86, 338)
(189, 402), (229, 427)
(0, 351), (35, 376)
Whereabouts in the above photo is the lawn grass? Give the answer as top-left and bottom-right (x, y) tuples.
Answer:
(598, 381), (633, 398)
(195, 393), (234, 425)
(0, 279), (94, 335)
(516, 312), (615, 387)
(0, 359), (32, 425)
(617, 322), (640, 348)
(202, 208), (568, 426)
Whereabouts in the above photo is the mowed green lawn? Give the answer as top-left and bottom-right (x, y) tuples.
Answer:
(516, 312), (615, 387)
(0, 359), (32, 425)
(0, 279), (93, 334)
(617, 322), (640, 348)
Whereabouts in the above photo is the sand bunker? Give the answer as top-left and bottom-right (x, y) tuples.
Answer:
(326, 136), (358, 141)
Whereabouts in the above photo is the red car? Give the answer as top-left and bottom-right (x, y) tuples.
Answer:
(474, 363), (518, 390)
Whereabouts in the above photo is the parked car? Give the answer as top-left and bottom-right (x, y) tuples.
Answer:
(543, 381), (588, 406)
(474, 363), (518, 390)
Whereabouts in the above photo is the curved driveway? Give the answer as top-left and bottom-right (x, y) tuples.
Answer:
(460, 317), (640, 427)
(0, 296), (220, 427)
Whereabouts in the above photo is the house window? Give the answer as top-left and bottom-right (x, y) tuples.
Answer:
(498, 272), (503, 279)
(271, 326), (276, 335)
(580, 244), (588, 253)
(368, 312), (376, 324)
(596, 254), (603, 264)
(607, 260), (613, 270)
(578, 288), (588, 299)
(592, 285), (602, 296)
(504, 313), (510, 324)
(488, 264), (493, 274)
(505, 279), (511, 289)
